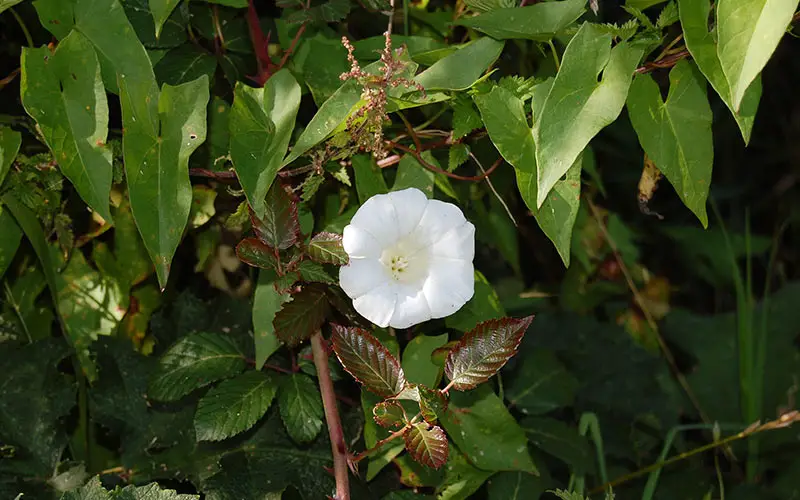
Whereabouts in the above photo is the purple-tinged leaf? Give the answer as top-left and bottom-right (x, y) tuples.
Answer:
(330, 324), (407, 397)
(250, 182), (301, 250)
(307, 232), (348, 265)
(274, 285), (330, 346)
(373, 400), (407, 429)
(391, 384), (420, 402)
(418, 386), (448, 424)
(236, 238), (279, 270)
(445, 315), (534, 391)
(295, 260), (336, 284)
(403, 422), (448, 469)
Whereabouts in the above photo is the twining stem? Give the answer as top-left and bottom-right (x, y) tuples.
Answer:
(310, 331), (350, 500)
(9, 8), (33, 48)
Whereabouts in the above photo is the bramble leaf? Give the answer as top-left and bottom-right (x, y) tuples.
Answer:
(278, 373), (324, 443)
(307, 232), (348, 265)
(295, 260), (336, 285)
(418, 385), (448, 424)
(236, 238), (279, 270)
(331, 324), (407, 397)
(373, 400), (407, 429)
(273, 285), (329, 346)
(445, 315), (533, 390)
(250, 183), (301, 251)
(404, 422), (449, 469)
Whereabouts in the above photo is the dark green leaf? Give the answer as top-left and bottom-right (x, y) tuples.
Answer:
(20, 32), (114, 222)
(446, 271), (504, 332)
(307, 232), (348, 265)
(402, 333), (448, 387)
(520, 417), (595, 474)
(404, 422), (448, 469)
(436, 451), (493, 499)
(229, 71), (301, 219)
(331, 324), (407, 397)
(149, 0), (181, 38)
(116, 481), (200, 499)
(452, 97), (482, 139)
(32, 0), (75, 40)
(148, 332), (247, 401)
(352, 154), (389, 203)
(236, 238), (279, 270)
(154, 45), (217, 86)
(353, 35), (446, 60)
(0, 208), (22, 279)
(0, 0), (23, 14)
(487, 470), (551, 500)
(124, 0), (187, 49)
(295, 260), (336, 284)
(249, 182), (301, 250)
(273, 285), (329, 346)
(0, 126), (21, 187)
(415, 37), (505, 91)
(506, 349), (578, 415)
(393, 153), (436, 198)
(253, 271), (292, 369)
(278, 373), (324, 443)
(295, 35), (349, 106)
(445, 315), (533, 390)
(456, 0), (586, 41)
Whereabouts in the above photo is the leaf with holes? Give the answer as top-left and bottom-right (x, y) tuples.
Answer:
(250, 182), (301, 250)
(307, 232), (348, 265)
(445, 315), (533, 391)
(331, 324), (407, 397)
(273, 285), (329, 346)
(236, 238), (279, 271)
(373, 400), (407, 429)
(404, 422), (448, 469)
(194, 371), (279, 442)
(148, 332), (247, 401)
(278, 373), (324, 443)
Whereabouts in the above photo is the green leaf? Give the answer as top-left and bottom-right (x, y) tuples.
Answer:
(295, 35), (350, 107)
(627, 60), (713, 227)
(250, 182), (301, 250)
(116, 481), (200, 500)
(278, 373), (324, 443)
(415, 37), (505, 91)
(121, 75), (209, 288)
(195, 371), (279, 442)
(229, 71), (301, 219)
(307, 232), (348, 265)
(352, 154), (389, 203)
(331, 324), (407, 397)
(32, 0), (76, 40)
(678, 0), (762, 143)
(402, 333), (449, 387)
(0, 0), (23, 14)
(253, 271), (292, 369)
(441, 386), (537, 473)
(149, 0), (181, 38)
(505, 349), (578, 415)
(363, 390), (406, 480)
(437, 451), (493, 499)
(488, 471), (551, 500)
(445, 315), (533, 390)
(154, 45), (217, 86)
(0, 126), (21, 187)
(393, 153), (435, 198)
(113, 196), (154, 288)
(236, 238), (279, 270)
(273, 285), (329, 346)
(295, 260), (336, 284)
(520, 417), (595, 474)
(446, 270), (504, 331)
(20, 32), (114, 222)
(455, 0), (586, 41)
(404, 422), (449, 469)
(125, 0), (187, 49)
(533, 22), (643, 207)
(0, 208), (22, 279)
(373, 400), (407, 429)
(716, 0), (796, 112)
(148, 332), (247, 401)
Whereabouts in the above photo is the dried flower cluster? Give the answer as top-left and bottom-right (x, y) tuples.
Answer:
(339, 31), (424, 158)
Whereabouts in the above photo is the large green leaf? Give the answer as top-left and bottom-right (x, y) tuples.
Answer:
(532, 22), (642, 207)
(436, 451), (493, 499)
(716, 0), (797, 112)
(230, 71), (301, 219)
(120, 75), (209, 287)
(149, 0), (181, 38)
(154, 45), (217, 86)
(32, 0), (77, 40)
(520, 417), (595, 474)
(352, 154), (389, 203)
(415, 37), (505, 91)
(505, 349), (578, 415)
(628, 60), (713, 227)
(195, 371), (279, 442)
(487, 470), (551, 500)
(148, 332), (248, 401)
(455, 0), (586, 41)
(273, 285), (330, 346)
(278, 373), (324, 443)
(20, 31), (114, 222)
(0, 126), (21, 187)
(0, 208), (21, 279)
(253, 271), (292, 370)
(392, 153), (435, 197)
(62, 476), (200, 499)
(402, 333), (448, 387)
(678, 0), (761, 143)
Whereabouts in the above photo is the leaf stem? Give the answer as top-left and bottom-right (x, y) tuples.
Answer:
(9, 8), (33, 48)
(547, 39), (560, 71)
(351, 425), (408, 464)
(311, 330), (350, 500)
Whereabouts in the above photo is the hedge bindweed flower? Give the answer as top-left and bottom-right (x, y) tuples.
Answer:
(339, 188), (475, 328)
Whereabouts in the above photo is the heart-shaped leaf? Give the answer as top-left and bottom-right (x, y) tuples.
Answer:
(307, 232), (348, 265)
(403, 422), (448, 469)
(330, 324), (406, 397)
(445, 315), (534, 391)
(373, 400), (407, 429)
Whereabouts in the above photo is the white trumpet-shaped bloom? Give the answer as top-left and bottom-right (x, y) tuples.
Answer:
(339, 187), (475, 328)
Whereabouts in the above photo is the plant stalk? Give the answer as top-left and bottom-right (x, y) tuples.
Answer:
(311, 331), (350, 500)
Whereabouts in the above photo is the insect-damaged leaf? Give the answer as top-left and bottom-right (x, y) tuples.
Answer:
(273, 285), (329, 346)
(250, 182), (301, 251)
(404, 422), (448, 469)
(307, 232), (348, 265)
(373, 400), (406, 429)
(445, 315), (533, 391)
(331, 324), (407, 397)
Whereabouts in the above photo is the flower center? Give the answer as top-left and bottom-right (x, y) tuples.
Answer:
(379, 237), (429, 285)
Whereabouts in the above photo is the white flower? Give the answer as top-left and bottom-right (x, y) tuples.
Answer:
(339, 187), (475, 328)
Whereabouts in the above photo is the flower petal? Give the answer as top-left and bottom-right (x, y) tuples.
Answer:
(339, 258), (390, 298)
(411, 199), (468, 249)
(429, 222), (475, 261)
(423, 259), (474, 318)
(353, 282), (398, 328)
(349, 192), (401, 245)
(387, 188), (429, 238)
(389, 284), (432, 328)
(343, 225), (382, 259)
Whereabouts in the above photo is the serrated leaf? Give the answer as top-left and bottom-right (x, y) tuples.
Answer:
(448, 144), (470, 172)
(533, 23), (643, 207)
(20, 31), (113, 222)
(273, 285), (329, 346)
(295, 260), (336, 284)
(229, 71), (301, 219)
(373, 400), (407, 429)
(116, 481), (200, 500)
(331, 324), (407, 397)
(404, 422), (448, 469)
(455, 0), (586, 41)
(418, 385), (448, 424)
(445, 315), (533, 391)
(278, 373), (324, 443)
(451, 96), (482, 139)
(250, 182), (301, 250)
(497, 75), (537, 101)
(655, 1), (678, 28)
(415, 37), (504, 91)
(148, 332), (247, 401)
(236, 237), (279, 270)
(253, 271), (292, 369)
(194, 371), (279, 442)
(352, 154), (389, 203)
(307, 232), (348, 265)
(627, 61), (713, 227)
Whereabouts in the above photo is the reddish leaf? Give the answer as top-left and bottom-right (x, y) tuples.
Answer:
(307, 232), (348, 265)
(444, 316), (534, 391)
(330, 324), (407, 397)
(295, 260), (336, 284)
(403, 422), (448, 469)
(373, 400), (407, 429)
(418, 386), (448, 424)
(274, 285), (330, 346)
(250, 182), (300, 250)
(236, 238), (279, 270)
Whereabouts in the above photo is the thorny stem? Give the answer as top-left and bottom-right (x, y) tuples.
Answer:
(311, 331), (350, 500)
